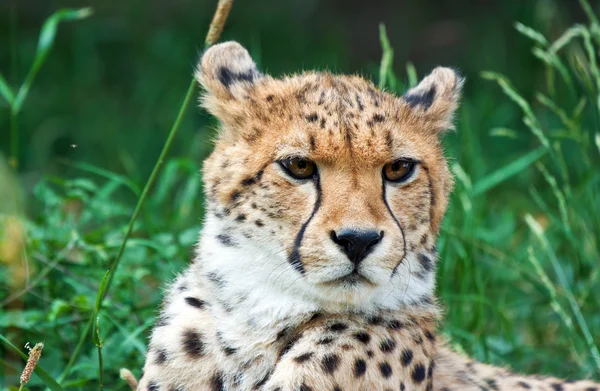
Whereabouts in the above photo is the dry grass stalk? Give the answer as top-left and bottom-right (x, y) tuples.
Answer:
(120, 368), (139, 390)
(205, 0), (234, 47)
(117, 2), (235, 389)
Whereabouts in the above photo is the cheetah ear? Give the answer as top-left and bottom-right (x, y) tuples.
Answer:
(402, 67), (464, 132)
(196, 41), (263, 101)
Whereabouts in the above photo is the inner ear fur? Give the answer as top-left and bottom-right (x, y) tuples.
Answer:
(196, 41), (263, 101)
(402, 67), (464, 133)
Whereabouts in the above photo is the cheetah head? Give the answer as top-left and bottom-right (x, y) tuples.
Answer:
(196, 42), (462, 312)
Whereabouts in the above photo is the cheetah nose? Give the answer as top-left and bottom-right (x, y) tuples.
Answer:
(330, 229), (384, 265)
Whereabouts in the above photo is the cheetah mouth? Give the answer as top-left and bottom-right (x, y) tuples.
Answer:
(320, 271), (376, 288)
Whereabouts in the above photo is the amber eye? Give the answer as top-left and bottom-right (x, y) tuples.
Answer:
(383, 159), (416, 183)
(279, 157), (317, 180)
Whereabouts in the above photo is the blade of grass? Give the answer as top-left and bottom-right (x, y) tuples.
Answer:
(0, 333), (65, 391)
(59, 159), (141, 197)
(548, 24), (600, 112)
(579, 0), (600, 25)
(1, 237), (76, 306)
(57, 0), (235, 383)
(536, 93), (578, 134)
(471, 147), (547, 196)
(489, 127), (519, 139)
(0, 72), (15, 104)
(93, 271), (109, 391)
(12, 8), (93, 112)
(525, 215), (600, 374)
(8, 7), (91, 170)
(536, 162), (571, 233)
(105, 314), (155, 356)
(514, 21), (549, 46)
(379, 23), (394, 90)
(550, 25), (586, 53)
(9, 1), (17, 84)
(526, 247), (585, 367)
(531, 47), (575, 97)
(406, 62), (418, 89)
(481, 71), (551, 149)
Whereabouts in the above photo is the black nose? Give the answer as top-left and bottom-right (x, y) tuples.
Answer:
(330, 229), (383, 265)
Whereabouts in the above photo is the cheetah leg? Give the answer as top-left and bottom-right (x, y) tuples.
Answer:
(434, 346), (600, 391)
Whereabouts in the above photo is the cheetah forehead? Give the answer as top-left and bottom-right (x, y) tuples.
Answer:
(197, 41), (464, 167)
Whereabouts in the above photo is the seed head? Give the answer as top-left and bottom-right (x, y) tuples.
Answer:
(20, 342), (44, 386)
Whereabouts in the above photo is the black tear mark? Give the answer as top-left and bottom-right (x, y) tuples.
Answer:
(381, 178), (407, 277)
(218, 66), (259, 89)
(403, 86), (436, 109)
(288, 175), (321, 275)
(422, 166), (435, 230)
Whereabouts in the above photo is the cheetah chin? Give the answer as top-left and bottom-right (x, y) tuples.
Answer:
(133, 42), (600, 391)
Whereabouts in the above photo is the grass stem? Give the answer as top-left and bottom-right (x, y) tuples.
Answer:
(57, 0), (234, 384)
(10, 109), (18, 170)
(97, 344), (103, 391)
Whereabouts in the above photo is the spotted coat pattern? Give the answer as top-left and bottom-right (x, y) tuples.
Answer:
(135, 42), (600, 391)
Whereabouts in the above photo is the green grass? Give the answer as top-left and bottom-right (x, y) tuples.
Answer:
(1, 0), (600, 389)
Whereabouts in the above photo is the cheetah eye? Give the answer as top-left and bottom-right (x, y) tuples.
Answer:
(383, 159), (416, 183)
(279, 157), (316, 180)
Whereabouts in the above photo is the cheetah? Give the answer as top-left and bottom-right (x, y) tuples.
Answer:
(135, 41), (600, 391)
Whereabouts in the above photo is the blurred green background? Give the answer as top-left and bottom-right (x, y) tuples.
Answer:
(1, 0), (599, 390)
(0, 0), (583, 180)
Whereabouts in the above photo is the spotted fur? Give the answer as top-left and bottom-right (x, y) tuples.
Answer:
(136, 42), (599, 391)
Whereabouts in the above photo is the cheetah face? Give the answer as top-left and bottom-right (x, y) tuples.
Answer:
(197, 42), (462, 309)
